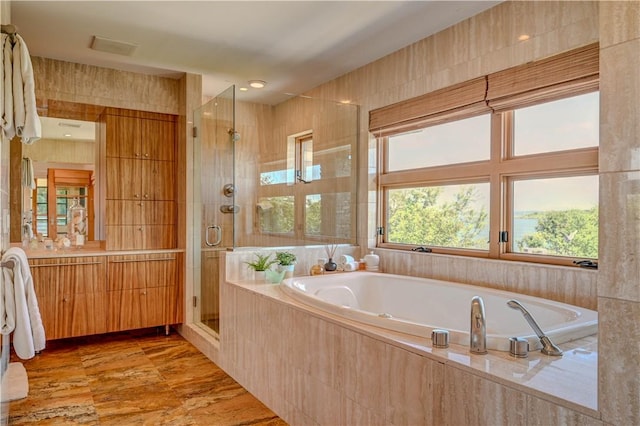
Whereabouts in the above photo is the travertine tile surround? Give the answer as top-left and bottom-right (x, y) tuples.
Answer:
(597, 2), (640, 424)
(219, 275), (601, 425)
(31, 57), (181, 115)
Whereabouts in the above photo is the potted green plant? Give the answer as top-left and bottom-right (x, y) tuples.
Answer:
(245, 253), (277, 281)
(276, 251), (297, 278)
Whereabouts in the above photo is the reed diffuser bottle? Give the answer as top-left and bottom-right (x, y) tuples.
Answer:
(324, 244), (338, 272)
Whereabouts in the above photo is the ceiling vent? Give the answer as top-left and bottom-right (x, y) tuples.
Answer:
(90, 35), (138, 56)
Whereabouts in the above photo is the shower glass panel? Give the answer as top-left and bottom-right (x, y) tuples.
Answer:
(193, 85), (235, 335)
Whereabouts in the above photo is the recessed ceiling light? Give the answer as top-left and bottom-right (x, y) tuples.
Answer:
(63, 133), (72, 137)
(518, 34), (530, 41)
(248, 80), (266, 89)
(239, 87), (248, 92)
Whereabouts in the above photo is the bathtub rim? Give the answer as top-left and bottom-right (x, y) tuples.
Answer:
(280, 271), (598, 352)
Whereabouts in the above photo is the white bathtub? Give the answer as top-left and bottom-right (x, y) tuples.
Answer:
(280, 272), (597, 352)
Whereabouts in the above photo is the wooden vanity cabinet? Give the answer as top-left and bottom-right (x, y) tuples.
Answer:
(29, 256), (107, 340)
(101, 109), (177, 250)
(106, 253), (181, 332)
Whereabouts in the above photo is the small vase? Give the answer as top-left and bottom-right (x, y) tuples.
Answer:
(254, 270), (266, 282)
(278, 264), (295, 278)
(324, 258), (337, 272)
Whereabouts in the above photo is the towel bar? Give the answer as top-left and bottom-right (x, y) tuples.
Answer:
(1, 260), (15, 269)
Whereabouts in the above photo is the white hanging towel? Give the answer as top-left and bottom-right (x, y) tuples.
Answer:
(21, 157), (35, 189)
(1, 33), (14, 140)
(0, 260), (16, 336)
(1, 248), (45, 359)
(12, 34), (40, 144)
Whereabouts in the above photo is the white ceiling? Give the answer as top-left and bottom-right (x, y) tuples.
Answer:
(11, 1), (500, 105)
(40, 116), (96, 141)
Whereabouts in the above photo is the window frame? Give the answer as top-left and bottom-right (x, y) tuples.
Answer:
(376, 94), (599, 267)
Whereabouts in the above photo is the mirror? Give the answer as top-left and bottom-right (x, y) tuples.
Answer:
(10, 100), (102, 244)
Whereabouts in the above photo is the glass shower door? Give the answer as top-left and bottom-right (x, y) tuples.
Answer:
(193, 85), (235, 335)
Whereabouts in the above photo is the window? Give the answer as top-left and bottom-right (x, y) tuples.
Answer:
(387, 115), (490, 171)
(256, 126), (355, 242)
(33, 178), (48, 237)
(387, 183), (490, 250)
(371, 43), (599, 266)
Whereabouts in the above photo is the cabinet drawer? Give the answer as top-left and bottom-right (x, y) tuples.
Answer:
(105, 200), (175, 225)
(107, 253), (177, 291)
(30, 256), (106, 294)
(105, 225), (176, 250)
(107, 287), (169, 332)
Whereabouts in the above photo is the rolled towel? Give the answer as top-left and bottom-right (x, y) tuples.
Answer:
(338, 254), (355, 265)
(343, 261), (359, 272)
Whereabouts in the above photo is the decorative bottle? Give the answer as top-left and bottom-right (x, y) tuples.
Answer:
(310, 259), (325, 276)
(67, 198), (87, 247)
(364, 251), (380, 271)
(324, 258), (337, 272)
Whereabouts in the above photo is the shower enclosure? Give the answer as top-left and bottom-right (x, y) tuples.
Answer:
(193, 86), (235, 334)
(192, 85), (359, 336)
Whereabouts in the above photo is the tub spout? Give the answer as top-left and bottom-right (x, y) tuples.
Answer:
(507, 299), (563, 356)
(470, 296), (487, 354)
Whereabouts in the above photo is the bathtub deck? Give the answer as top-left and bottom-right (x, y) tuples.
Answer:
(241, 279), (599, 416)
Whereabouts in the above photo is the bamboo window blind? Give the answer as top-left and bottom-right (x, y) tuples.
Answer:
(369, 42), (599, 136)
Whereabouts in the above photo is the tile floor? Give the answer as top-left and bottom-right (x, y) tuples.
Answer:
(8, 328), (287, 425)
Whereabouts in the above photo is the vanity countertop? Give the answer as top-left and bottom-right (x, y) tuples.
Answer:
(11, 242), (183, 259)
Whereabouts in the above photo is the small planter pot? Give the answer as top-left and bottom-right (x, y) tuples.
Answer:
(278, 264), (295, 278)
(265, 269), (286, 284)
(253, 270), (266, 282)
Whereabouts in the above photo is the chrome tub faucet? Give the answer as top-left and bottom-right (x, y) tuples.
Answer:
(470, 296), (487, 354)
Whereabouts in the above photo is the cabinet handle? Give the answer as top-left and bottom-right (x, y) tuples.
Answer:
(144, 153), (149, 158)
(135, 153), (140, 157)
(30, 261), (103, 268)
(63, 297), (69, 303)
(141, 291), (147, 295)
(134, 193), (140, 198)
(143, 194), (149, 199)
(109, 257), (176, 264)
(138, 227), (144, 231)
(138, 202), (143, 207)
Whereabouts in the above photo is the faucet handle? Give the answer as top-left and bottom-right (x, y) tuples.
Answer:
(509, 337), (529, 358)
(431, 329), (449, 348)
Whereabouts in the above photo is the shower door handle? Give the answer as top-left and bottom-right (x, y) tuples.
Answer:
(205, 225), (222, 247)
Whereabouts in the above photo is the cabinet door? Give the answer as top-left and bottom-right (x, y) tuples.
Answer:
(104, 225), (145, 250)
(141, 160), (175, 200)
(105, 200), (144, 225)
(105, 115), (140, 159)
(30, 257), (107, 340)
(105, 157), (142, 200)
(140, 119), (175, 161)
(106, 254), (178, 332)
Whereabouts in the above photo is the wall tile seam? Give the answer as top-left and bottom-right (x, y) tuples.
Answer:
(598, 35), (640, 52)
(596, 294), (640, 305)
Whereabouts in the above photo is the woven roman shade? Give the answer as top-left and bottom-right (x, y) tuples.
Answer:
(487, 42), (599, 112)
(369, 77), (489, 137)
(369, 43), (599, 136)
